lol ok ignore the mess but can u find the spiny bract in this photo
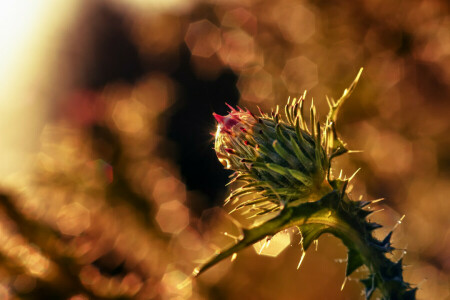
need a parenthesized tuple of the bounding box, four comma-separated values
(213, 85, 345, 215)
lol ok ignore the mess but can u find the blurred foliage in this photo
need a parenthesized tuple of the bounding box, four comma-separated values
(0, 0, 449, 299)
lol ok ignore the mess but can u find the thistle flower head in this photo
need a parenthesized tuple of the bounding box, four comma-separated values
(213, 96, 335, 213)
(213, 69, 365, 215)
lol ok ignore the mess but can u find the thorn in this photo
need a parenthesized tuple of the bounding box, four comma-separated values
(360, 198, 385, 207)
(231, 253, 237, 262)
(326, 95, 333, 109)
(209, 243, 222, 253)
(222, 232, 239, 241)
(341, 277, 348, 291)
(248, 110, 258, 121)
(224, 148, 236, 154)
(348, 168, 361, 182)
(192, 267, 200, 277)
(213, 112, 225, 124)
(371, 208, 385, 215)
(347, 150, 364, 153)
(416, 278, 427, 289)
(228, 206, 238, 214)
(259, 238, 269, 254)
(225, 102, 237, 112)
(355, 67, 363, 84)
(222, 231, 239, 241)
(366, 222, 383, 231)
(257, 106, 265, 116)
(382, 231, 393, 246)
(371, 198, 385, 204)
(392, 215, 405, 232)
(225, 178, 237, 187)
(245, 213, 259, 219)
(340, 180, 348, 199)
(275, 113, 280, 123)
(177, 277, 192, 290)
(297, 251, 306, 269)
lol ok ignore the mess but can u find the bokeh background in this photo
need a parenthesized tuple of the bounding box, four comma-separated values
(0, 0, 449, 299)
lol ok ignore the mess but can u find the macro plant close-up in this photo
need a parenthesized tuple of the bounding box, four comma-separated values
(0, 0, 449, 299)
(195, 70, 416, 299)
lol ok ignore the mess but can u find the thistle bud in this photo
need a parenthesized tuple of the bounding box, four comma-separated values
(213, 100, 329, 210)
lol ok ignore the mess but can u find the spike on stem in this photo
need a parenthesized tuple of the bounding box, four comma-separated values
(297, 251, 306, 269)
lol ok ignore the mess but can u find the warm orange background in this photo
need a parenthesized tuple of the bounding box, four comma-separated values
(0, 0, 448, 299)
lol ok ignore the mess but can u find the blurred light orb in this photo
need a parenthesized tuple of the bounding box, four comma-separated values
(218, 29, 255, 70)
(177, 227, 202, 251)
(134, 74, 174, 114)
(13, 274, 36, 294)
(161, 268, 192, 298)
(112, 100, 145, 133)
(121, 272, 143, 296)
(253, 230, 291, 257)
(237, 68, 273, 103)
(367, 131, 413, 175)
(23, 248, 50, 277)
(221, 7, 257, 35)
(185, 20, 222, 58)
(152, 176, 186, 204)
(79, 265, 101, 287)
(56, 202, 91, 236)
(132, 15, 181, 56)
(155, 200, 189, 234)
(281, 56, 318, 93)
(277, 4, 315, 44)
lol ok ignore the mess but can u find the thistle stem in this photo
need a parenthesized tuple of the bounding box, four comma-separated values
(194, 191, 415, 300)
(193, 207, 294, 277)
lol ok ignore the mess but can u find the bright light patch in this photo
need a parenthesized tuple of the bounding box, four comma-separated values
(253, 230, 291, 257)
(0, 0, 81, 179)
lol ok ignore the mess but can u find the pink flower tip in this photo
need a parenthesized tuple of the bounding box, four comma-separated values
(213, 112, 240, 131)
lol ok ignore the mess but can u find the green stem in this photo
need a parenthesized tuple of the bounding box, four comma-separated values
(193, 208, 294, 276)
(194, 191, 415, 300)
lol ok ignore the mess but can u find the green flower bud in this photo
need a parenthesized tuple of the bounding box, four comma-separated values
(213, 99, 329, 211)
